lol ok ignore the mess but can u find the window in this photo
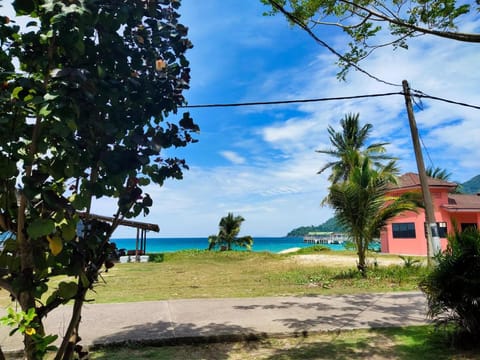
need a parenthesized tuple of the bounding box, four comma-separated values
(424, 222, 448, 238)
(437, 222, 448, 238)
(392, 223, 416, 238)
(461, 223, 478, 232)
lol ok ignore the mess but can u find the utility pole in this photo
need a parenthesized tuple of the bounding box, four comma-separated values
(402, 80, 440, 263)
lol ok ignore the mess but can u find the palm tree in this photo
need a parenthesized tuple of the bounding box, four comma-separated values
(327, 156, 419, 276)
(426, 166, 452, 181)
(317, 113, 393, 184)
(208, 213, 253, 251)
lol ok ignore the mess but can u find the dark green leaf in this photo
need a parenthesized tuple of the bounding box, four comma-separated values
(27, 219, 55, 239)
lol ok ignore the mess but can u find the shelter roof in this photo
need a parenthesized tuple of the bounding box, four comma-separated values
(79, 213, 159, 232)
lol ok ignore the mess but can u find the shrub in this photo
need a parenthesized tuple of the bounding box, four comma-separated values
(399, 255, 421, 268)
(419, 227, 480, 347)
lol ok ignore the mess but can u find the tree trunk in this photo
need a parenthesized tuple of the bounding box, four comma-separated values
(55, 286, 87, 360)
(356, 237, 367, 277)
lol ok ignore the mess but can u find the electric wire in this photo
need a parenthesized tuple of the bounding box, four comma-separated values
(181, 92, 403, 108)
(419, 133, 435, 169)
(182, 92, 480, 111)
(413, 92, 480, 110)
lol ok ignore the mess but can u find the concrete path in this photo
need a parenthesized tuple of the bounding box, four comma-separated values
(1, 291, 428, 355)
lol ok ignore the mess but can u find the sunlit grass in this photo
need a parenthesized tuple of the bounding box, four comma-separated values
(0, 250, 428, 306)
(89, 250, 426, 303)
(90, 325, 480, 359)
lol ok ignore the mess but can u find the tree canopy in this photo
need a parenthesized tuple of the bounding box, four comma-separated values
(0, 0, 198, 358)
(328, 156, 418, 275)
(208, 213, 254, 251)
(320, 114, 418, 275)
(317, 113, 392, 184)
(261, 0, 480, 79)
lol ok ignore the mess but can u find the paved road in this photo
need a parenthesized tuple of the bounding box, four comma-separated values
(1, 291, 428, 355)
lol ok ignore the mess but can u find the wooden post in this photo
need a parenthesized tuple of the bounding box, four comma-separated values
(402, 80, 440, 262)
(142, 229, 146, 254)
(135, 227, 140, 262)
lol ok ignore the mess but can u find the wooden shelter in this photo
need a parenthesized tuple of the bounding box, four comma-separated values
(79, 213, 159, 259)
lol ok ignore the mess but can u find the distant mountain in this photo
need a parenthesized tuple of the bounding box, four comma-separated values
(460, 175, 480, 194)
(287, 217, 345, 237)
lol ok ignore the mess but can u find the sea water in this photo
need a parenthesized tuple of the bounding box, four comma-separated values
(111, 236, 348, 254)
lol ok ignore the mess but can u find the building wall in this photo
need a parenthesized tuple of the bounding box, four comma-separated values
(381, 188, 451, 255)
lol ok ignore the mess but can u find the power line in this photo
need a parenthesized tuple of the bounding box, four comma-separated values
(182, 92, 403, 108)
(182, 91, 480, 111)
(413, 92, 480, 110)
(419, 133, 435, 169)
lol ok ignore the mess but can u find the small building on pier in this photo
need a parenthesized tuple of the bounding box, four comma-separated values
(303, 232, 348, 245)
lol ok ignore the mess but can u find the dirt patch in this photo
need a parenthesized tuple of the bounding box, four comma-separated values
(289, 254, 410, 267)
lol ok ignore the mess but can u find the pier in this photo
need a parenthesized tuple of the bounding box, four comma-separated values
(303, 232, 348, 245)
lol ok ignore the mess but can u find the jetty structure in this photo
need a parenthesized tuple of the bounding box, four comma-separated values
(303, 231, 348, 245)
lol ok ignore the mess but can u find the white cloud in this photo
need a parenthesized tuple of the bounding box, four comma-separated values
(220, 151, 246, 165)
(94, 3, 480, 238)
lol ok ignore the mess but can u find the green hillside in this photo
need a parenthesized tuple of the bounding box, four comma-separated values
(287, 217, 345, 237)
(461, 175, 480, 194)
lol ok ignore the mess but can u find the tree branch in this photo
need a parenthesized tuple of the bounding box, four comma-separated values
(339, 0, 480, 42)
(311, 13, 372, 30)
(267, 0, 401, 86)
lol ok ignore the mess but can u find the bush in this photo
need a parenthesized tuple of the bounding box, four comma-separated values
(419, 227, 480, 347)
(293, 245, 332, 254)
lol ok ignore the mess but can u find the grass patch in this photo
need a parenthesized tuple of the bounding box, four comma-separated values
(90, 325, 480, 359)
(89, 251, 424, 303)
(0, 250, 428, 306)
(289, 245, 333, 254)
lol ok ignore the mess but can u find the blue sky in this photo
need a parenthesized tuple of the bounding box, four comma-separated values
(103, 0, 480, 238)
(4, 1, 480, 238)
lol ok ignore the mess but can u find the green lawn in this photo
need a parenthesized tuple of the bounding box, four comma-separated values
(87, 250, 427, 303)
(90, 325, 479, 359)
(2, 250, 477, 359)
(0, 250, 427, 306)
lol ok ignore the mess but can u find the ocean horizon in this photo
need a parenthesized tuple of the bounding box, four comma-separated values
(111, 236, 348, 253)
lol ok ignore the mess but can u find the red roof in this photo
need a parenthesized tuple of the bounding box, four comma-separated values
(389, 172, 458, 190)
(443, 194, 480, 211)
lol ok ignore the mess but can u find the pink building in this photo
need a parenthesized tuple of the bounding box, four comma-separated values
(380, 173, 480, 255)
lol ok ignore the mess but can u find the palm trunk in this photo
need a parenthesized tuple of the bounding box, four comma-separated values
(356, 237, 367, 277)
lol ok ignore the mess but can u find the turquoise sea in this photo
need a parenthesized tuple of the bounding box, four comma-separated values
(111, 236, 348, 254)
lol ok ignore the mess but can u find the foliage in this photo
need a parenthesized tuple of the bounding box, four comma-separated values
(0, 0, 198, 358)
(317, 113, 392, 184)
(319, 114, 418, 276)
(426, 167, 452, 181)
(208, 213, 254, 251)
(399, 255, 422, 268)
(261, 0, 478, 79)
(289, 244, 332, 254)
(419, 226, 480, 347)
(0, 307, 58, 359)
(287, 216, 345, 236)
(328, 157, 419, 276)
